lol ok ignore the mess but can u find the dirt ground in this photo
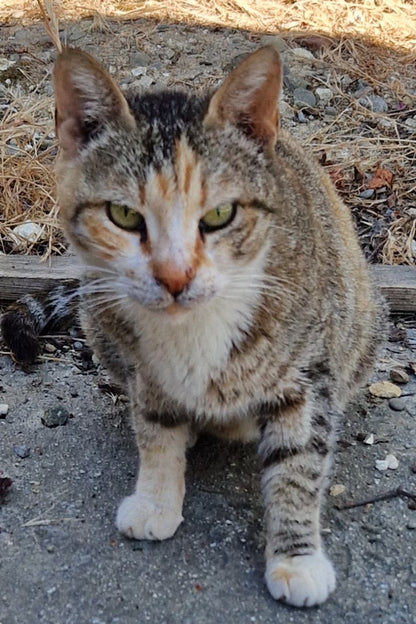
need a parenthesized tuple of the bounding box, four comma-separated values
(1, 11, 416, 624)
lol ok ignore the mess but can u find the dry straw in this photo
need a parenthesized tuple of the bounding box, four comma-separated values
(0, 0, 415, 262)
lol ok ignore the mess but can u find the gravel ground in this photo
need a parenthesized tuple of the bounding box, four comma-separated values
(0, 321, 415, 624)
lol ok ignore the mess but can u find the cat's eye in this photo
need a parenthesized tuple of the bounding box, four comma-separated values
(107, 202, 146, 232)
(199, 203, 237, 232)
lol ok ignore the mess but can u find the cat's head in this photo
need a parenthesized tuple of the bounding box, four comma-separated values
(53, 46, 283, 318)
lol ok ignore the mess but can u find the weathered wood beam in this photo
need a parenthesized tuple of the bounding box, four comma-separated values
(0, 255, 415, 312)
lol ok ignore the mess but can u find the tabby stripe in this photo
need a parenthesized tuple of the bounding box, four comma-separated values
(261, 445, 302, 468)
(273, 542, 314, 556)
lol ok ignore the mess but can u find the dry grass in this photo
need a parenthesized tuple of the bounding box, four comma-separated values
(0, 0, 415, 262)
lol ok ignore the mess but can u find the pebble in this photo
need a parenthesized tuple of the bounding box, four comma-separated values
(130, 51, 151, 67)
(14, 445, 30, 459)
(293, 87, 317, 109)
(363, 433, 374, 445)
(368, 381, 401, 398)
(386, 454, 399, 470)
(389, 367, 409, 384)
(41, 407, 70, 428)
(73, 341, 84, 351)
(404, 117, 416, 130)
(44, 343, 57, 354)
(359, 94, 388, 113)
(291, 47, 315, 61)
(260, 35, 289, 53)
(388, 397, 406, 412)
(315, 87, 333, 105)
(10, 222, 44, 249)
(407, 519, 416, 530)
(0, 403, 9, 418)
(375, 459, 389, 472)
(359, 189, 375, 199)
(329, 484, 345, 497)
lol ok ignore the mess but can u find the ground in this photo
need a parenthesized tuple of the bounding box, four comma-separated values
(1, 7, 416, 624)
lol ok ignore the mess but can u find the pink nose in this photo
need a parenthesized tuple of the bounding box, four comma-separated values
(153, 262, 195, 297)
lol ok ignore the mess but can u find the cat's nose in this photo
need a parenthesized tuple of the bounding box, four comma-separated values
(153, 262, 195, 298)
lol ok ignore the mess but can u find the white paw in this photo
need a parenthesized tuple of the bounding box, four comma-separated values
(116, 493, 183, 541)
(265, 548, 336, 607)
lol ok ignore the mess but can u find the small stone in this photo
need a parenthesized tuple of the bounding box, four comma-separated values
(260, 35, 289, 53)
(73, 341, 84, 351)
(389, 397, 406, 412)
(359, 189, 375, 199)
(9, 222, 45, 249)
(363, 433, 374, 445)
(131, 66, 147, 77)
(329, 484, 345, 497)
(386, 454, 399, 470)
(291, 47, 315, 60)
(389, 367, 409, 384)
(130, 51, 151, 67)
(324, 106, 337, 117)
(0, 404, 9, 418)
(41, 407, 70, 428)
(375, 459, 389, 472)
(315, 87, 333, 105)
(404, 117, 416, 130)
(406, 518, 416, 530)
(359, 94, 388, 113)
(368, 381, 401, 398)
(293, 87, 317, 109)
(0, 58, 16, 71)
(44, 343, 57, 354)
(14, 445, 30, 459)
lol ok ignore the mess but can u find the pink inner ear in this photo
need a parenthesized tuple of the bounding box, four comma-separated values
(205, 46, 282, 149)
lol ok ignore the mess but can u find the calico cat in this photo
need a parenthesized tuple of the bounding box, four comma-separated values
(2, 46, 383, 607)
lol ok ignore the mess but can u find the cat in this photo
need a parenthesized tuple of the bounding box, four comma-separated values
(1, 45, 384, 607)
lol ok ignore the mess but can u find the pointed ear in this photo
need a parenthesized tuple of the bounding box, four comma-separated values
(53, 47, 136, 159)
(204, 46, 282, 150)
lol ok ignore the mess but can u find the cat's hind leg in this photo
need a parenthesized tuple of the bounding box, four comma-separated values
(258, 396, 336, 607)
(116, 422, 189, 541)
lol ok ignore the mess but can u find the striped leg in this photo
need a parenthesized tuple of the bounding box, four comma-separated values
(258, 397, 336, 607)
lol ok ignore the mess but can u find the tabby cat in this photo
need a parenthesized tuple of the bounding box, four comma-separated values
(2, 46, 383, 607)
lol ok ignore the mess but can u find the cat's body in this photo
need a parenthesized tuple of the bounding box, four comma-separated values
(2, 46, 383, 607)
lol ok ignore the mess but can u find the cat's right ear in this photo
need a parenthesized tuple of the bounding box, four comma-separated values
(204, 46, 282, 150)
(53, 48, 136, 160)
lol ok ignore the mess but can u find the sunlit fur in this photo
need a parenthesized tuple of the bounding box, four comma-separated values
(52, 46, 384, 607)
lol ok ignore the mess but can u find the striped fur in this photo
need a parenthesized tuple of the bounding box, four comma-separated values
(2, 46, 384, 607)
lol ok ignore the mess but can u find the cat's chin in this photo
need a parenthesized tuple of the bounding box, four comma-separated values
(160, 302, 193, 318)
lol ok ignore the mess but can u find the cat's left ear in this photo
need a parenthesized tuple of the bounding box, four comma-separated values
(204, 46, 282, 150)
(53, 47, 136, 159)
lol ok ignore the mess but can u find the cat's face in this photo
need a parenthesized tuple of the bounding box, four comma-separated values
(53, 47, 282, 318)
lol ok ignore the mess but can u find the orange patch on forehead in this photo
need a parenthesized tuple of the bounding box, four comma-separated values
(156, 171, 171, 199)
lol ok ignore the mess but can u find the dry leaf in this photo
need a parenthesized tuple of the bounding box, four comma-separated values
(367, 167, 394, 190)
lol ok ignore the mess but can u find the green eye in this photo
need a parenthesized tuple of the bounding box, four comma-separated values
(200, 203, 236, 232)
(107, 203, 145, 231)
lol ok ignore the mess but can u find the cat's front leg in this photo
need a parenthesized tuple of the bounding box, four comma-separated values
(259, 397, 336, 607)
(116, 422, 189, 541)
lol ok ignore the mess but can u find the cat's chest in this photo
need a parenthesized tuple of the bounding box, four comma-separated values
(136, 301, 253, 411)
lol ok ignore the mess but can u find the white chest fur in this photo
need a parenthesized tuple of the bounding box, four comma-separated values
(136, 295, 256, 411)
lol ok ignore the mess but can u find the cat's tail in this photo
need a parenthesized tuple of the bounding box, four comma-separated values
(1, 281, 79, 364)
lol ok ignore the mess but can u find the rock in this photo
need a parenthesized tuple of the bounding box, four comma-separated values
(44, 343, 57, 354)
(389, 367, 409, 384)
(293, 87, 316, 109)
(130, 75, 154, 89)
(375, 459, 389, 472)
(363, 433, 374, 445)
(386, 454, 399, 470)
(9, 222, 44, 249)
(0, 404, 9, 418)
(359, 189, 375, 199)
(324, 106, 337, 117)
(359, 95, 388, 113)
(407, 519, 416, 530)
(41, 407, 70, 428)
(260, 35, 289, 53)
(291, 47, 315, 61)
(368, 381, 401, 398)
(14, 445, 30, 459)
(329, 484, 345, 497)
(130, 51, 151, 67)
(389, 398, 406, 412)
(315, 87, 333, 105)
(404, 116, 416, 130)
(0, 58, 16, 71)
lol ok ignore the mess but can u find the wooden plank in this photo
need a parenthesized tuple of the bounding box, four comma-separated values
(371, 264, 416, 313)
(0, 255, 416, 311)
(0, 255, 81, 303)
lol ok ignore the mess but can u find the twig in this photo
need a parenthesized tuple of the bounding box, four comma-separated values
(335, 487, 416, 510)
